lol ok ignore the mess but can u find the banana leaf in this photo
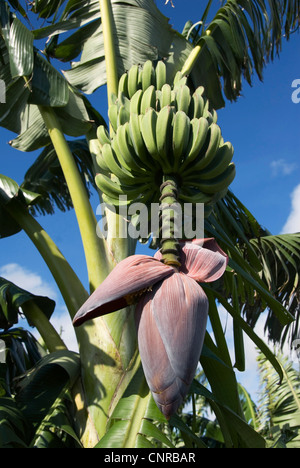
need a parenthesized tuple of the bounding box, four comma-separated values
(0, 276, 55, 330)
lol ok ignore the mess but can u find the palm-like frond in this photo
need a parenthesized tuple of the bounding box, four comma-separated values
(250, 234, 300, 345)
(182, 0, 300, 108)
(207, 192, 300, 348)
(257, 351, 300, 448)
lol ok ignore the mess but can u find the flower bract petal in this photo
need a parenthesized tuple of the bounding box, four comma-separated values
(73, 255, 174, 326)
(154, 238, 228, 282)
(135, 272, 208, 419)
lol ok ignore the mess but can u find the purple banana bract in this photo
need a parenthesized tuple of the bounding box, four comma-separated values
(73, 238, 228, 419)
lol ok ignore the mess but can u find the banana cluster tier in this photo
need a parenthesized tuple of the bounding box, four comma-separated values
(95, 60, 236, 211)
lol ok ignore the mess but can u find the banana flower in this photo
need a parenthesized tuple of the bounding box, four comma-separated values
(73, 239, 228, 418)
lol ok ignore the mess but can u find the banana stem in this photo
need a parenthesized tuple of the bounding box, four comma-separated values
(39, 106, 110, 292)
(98, 0, 132, 261)
(99, 0, 119, 109)
(4, 199, 88, 318)
(22, 300, 67, 353)
(159, 176, 181, 268)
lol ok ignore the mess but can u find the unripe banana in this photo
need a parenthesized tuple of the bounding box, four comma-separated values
(142, 60, 155, 91)
(100, 143, 136, 185)
(97, 125, 111, 147)
(198, 142, 234, 180)
(95, 173, 152, 201)
(179, 117, 209, 172)
(115, 122, 148, 174)
(156, 106, 174, 173)
(173, 71, 188, 88)
(117, 105, 130, 127)
(140, 108, 158, 159)
(184, 162, 236, 194)
(172, 110, 191, 171)
(182, 123, 222, 175)
(127, 64, 140, 98)
(155, 60, 167, 91)
(140, 85, 156, 114)
(118, 72, 129, 99)
(130, 89, 143, 115)
(108, 103, 118, 133)
(178, 189, 213, 204)
(129, 113, 156, 170)
(175, 84, 191, 114)
(160, 83, 173, 108)
(190, 89, 205, 119)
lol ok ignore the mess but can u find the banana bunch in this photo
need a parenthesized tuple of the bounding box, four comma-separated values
(95, 60, 235, 209)
(108, 60, 217, 132)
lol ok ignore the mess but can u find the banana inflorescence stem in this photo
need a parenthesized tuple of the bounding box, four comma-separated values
(159, 176, 181, 268)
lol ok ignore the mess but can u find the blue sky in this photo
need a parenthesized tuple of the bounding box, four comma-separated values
(1, 1, 300, 400)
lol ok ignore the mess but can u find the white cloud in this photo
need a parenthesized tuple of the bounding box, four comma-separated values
(0, 263, 78, 352)
(281, 184, 300, 233)
(270, 159, 297, 177)
(0, 263, 58, 300)
(46, 307, 79, 352)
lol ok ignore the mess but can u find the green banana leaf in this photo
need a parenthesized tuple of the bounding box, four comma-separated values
(250, 234, 300, 345)
(0, 276, 55, 330)
(0, 343, 81, 448)
(0, 173, 41, 238)
(257, 351, 300, 448)
(30, 0, 300, 108)
(0, 7, 99, 150)
(95, 365, 207, 448)
(190, 379, 265, 448)
(205, 192, 297, 347)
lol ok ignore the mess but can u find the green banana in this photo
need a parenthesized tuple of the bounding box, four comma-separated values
(184, 162, 236, 194)
(140, 108, 158, 159)
(172, 110, 191, 171)
(198, 142, 234, 179)
(97, 125, 111, 147)
(175, 84, 191, 114)
(118, 72, 129, 98)
(182, 122, 222, 175)
(99, 143, 139, 185)
(190, 89, 205, 119)
(155, 106, 174, 173)
(95, 173, 152, 201)
(102, 187, 155, 209)
(95, 151, 110, 175)
(117, 104, 130, 127)
(173, 71, 188, 88)
(179, 117, 209, 172)
(127, 64, 140, 99)
(140, 85, 156, 114)
(142, 60, 155, 92)
(178, 188, 214, 204)
(115, 122, 148, 174)
(160, 83, 173, 108)
(130, 89, 143, 115)
(155, 60, 167, 91)
(108, 103, 118, 133)
(128, 113, 156, 170)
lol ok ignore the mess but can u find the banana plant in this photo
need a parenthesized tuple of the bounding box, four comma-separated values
(0, 0, 300, 448)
